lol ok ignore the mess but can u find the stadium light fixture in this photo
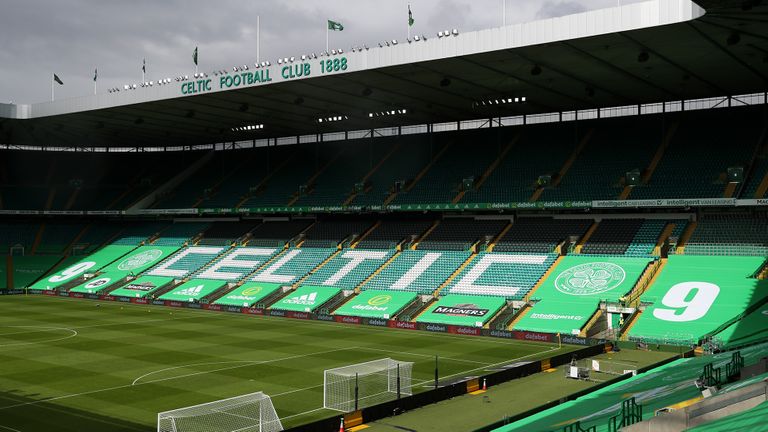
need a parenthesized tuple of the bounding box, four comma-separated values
(277, 59, 283, 65)
(392, 40, 397, 45)
(414, 35, 420, 41)
(378, 42, 383, 48)
(452, 29, 459, 36)
(437, 31, 443, 38)
(444, 29, 450, 36)
(331, 49, 337, 55)
(301, 54, 307, 60)
(421, 34, 427, 41)
(364, 45, 369, 50)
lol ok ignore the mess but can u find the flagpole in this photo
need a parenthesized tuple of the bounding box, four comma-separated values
(326, 23, 329, 53)
(257, 15, 260, 63)
(407, 4, 411, 39)
(51, 73, 54, 101)
(502, 0, 506, 26)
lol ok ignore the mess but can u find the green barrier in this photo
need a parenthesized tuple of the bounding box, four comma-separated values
(28, 245, 135, 290)
(516, 301, 599, 335)
(270, 285, 341, 312)
(494, 342, 768, 432)
(10, 256, 62, 289)
(416, 294, 506, 326)
(333, 290, 417, 319)
(630, 256, 768, 344)
(69, 271, 128, 294)
(108, 275, 175, 298)
(711, 304, 768, 349)
(158, 279, 226, 302)
(98, 246, 179, 275)
(213, 282, 282, 307)
(515, 256, 652, 334)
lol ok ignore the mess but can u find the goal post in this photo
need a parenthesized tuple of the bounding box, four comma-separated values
(157, 391, 283, 432)
(323, 358, 413, 412)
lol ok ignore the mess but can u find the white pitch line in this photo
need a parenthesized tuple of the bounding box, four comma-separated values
(0, 346, 358, 411)
(30, 295, 557, 350)
(358, 346, 493, 366)
(0, 425, 21, 432)
(278, 407, 327, 422)
(411, 345, 561, 386)
(0, 326, 78, 348)
(132, 346, 360, 386)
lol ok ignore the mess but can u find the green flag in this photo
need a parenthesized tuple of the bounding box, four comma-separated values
(327, 20, 344, 31)
(408, 5, 415, 26)
(53, 74, 63, 85)
(193, 46, 198, 65)
(93, 68, 97, 82)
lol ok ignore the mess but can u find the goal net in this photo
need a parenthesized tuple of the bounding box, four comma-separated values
(157, 391, 283, 432)
(324, 358, 413, 412)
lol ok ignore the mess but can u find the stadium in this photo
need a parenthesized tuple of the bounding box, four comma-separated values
(1, 0, 768, 430)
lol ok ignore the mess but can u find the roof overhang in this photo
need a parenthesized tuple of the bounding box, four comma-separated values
(0, 0, 765, 149)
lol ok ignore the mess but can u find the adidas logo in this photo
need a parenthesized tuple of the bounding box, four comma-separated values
(176, 285, 204, 297)
(283, 292, 317, 305)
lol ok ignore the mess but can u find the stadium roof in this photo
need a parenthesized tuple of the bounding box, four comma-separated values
(0, 0, 765, 149)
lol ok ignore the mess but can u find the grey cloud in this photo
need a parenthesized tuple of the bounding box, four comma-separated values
(0, 0, 642, 104)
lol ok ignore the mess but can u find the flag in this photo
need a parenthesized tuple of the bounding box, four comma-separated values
(142, 58, 146, 73)
(408, 5, 415, 26)
(193, 47, 198, 65)
(93, 68, 97, 82)
(53, 74, 64, 85)
(327, 20, 344, 31)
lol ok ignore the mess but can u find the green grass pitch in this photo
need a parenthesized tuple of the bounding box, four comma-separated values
(0, 296, 575, 431)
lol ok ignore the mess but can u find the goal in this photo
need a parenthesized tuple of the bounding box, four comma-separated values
(157, 391, 283, 432)
(324, 358, 413, 412)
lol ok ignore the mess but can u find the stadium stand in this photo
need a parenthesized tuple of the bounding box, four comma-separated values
(496, 342, 768, 432)
(393, 129, 500, 205)
(299, 219, 373, 248)
(302, 249, 395, 289)
(444, 252, 558, 299)
(516, 255, 654, 335)
(462, 124, 576, 203)
(197, 221, 260, 246)
(245, 219, 312, 247)
(539, 116, 661, 201)
(361, 249, 471, 294)
(493, 217, 592, 253)
(250, 247, 337, 285)
(354, 219, 433, 250)
(629, 108, 762, 199)
(683, 213, 768, 256)
(580, 219, 646, 255)
(628, 255, 768, 344)
(417, 218, 507, 251)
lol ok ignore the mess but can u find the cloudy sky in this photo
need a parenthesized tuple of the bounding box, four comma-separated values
(0, 0, 644, 104)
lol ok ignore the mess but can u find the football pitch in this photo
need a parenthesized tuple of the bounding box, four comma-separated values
(0, 296, 575, 432)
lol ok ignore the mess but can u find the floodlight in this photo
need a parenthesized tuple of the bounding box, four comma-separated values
(452, 29, 459, 35)
(438, 31, 443, 37)
(414, 35, 420, 41)
(392, 40, 397, 45)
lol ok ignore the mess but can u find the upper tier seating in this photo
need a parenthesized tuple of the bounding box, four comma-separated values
(198, 221, 260, 246)
(246, 220, 313, 247)
(300, 220, 373, 248)
(631, 108, 762, 199)
(540, 116, 660, 201)
(418, 218, 507, 251)
(684, 213, 768, 256)
(355, 219, 433, 250)
(494, 218, 592, 253)
(581, 219, 645, 255)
